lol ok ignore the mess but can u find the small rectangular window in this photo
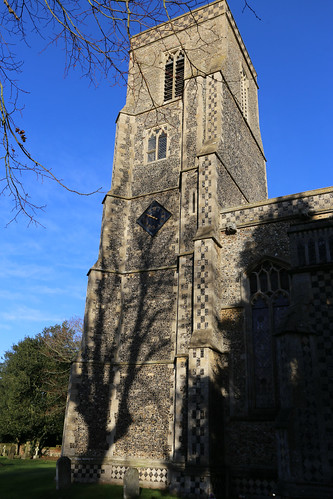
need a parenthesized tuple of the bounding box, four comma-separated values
(240, 67, 249, 120)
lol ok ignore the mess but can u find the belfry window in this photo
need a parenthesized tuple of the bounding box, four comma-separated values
(164, 52, 184, 101)
(147, 128, 167, 162)
(248, 260, 290, 410)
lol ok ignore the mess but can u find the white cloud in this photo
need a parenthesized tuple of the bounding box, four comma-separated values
(29, 284, 86, 299)
(1, 262, 55, 280)
(0, 290, 25, 300)
(1, 306, 63, 323)
(1, 239, 43, 256)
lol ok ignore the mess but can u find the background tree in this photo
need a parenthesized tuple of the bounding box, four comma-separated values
(37, 318, 83, 422)
(0, 336, 46, 446)
(0, 318, 82, 453)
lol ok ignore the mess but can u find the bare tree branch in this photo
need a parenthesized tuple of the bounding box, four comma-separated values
(0, 1, 259, 224)
(242, 0, 261, 21)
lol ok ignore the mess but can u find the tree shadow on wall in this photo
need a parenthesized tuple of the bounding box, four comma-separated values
(65, 194, 320, 498)
(68, 203, 177, 477)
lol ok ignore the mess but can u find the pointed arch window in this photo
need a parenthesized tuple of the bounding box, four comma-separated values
(164, 51, 184, 101)
(248, 259, 290, 411)
(147, 127, 167, 163)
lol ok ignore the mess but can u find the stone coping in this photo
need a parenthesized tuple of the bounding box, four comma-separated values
(221, 186, 333, 229)
(130, 1, 257, 81)
(221, 185, 333, 215)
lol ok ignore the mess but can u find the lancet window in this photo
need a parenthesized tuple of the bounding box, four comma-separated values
(248, 259, 290, 411)
(164, 51, 185, 101)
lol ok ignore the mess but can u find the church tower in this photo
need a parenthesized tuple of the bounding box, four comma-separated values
(62, 1, 268, 496)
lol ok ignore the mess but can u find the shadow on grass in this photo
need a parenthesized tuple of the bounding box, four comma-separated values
(0, 458, 177, 499)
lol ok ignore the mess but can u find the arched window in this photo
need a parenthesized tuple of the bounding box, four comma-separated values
(164, 51, 184, 101)
(248, 259, 290, 411)
(147, 128, 167, 163)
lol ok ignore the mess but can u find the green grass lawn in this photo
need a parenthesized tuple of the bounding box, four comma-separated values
(0, 457, 177, 499)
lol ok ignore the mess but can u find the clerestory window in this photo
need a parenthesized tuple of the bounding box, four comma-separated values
(248, 259, 290, 411)
(164, 51, 184, 101)
(147, 128, 167, 163)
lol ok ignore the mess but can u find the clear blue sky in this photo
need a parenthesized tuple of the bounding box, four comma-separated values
(1, 0, 332, 359)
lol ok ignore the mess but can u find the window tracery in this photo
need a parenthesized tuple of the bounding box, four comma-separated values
(248, 259, 290, 410)
(147, 127, 167, 163)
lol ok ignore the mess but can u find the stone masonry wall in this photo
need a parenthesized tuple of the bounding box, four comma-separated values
(218, 79, 267, 204)
(118, 269, 178, 362)
(61, 3, 290, 497)
(112, 363, 174, 461)
(124, 192, 179, 271)
(217, 187, 333, 490)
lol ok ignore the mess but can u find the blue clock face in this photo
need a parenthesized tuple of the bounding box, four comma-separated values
(137, 200, 171, 236)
